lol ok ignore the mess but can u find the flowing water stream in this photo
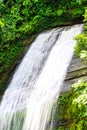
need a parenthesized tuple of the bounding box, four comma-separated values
(0, 24, 83, 130)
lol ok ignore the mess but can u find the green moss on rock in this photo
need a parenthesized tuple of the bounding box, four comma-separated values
(53, 79, 87, 130)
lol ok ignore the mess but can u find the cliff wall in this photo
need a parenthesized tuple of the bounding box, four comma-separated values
(62, 55, 87, 92)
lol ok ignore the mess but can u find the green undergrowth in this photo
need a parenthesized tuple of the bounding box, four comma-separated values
(0, 0, 87, 85)
(54, 79, 87, 130)
(0, 41, 23, 75)
(74, 7, 87, 60)
(0, 34, 37, 95)
(0, 33, 37, 80)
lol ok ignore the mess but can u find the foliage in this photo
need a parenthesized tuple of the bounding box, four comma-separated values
(74, 34, 87, 58)
(55, 7, 87, 128)
(0, 0, 87, 80)
(74, 7, 87, 60)
(54, 79, 87, 130)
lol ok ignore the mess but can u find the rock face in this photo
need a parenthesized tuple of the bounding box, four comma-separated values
(62, 55, 87, 92)
(0, 55, 87, 95)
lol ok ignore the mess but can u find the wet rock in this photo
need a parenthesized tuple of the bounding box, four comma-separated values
(62, 55, 87, 92)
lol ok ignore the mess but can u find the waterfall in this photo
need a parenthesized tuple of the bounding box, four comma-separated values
(0, 24, 83, 130)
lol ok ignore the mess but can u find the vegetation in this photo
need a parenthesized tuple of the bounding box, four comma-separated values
(54, 7, 87, 129)
(74, 7, 87, 60)
(0, 0, 87, 82)
(54, 79, 87, 130)
(1, 0, 87, 128)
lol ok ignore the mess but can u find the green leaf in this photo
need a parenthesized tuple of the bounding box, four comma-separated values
(57, 9, 63, 16)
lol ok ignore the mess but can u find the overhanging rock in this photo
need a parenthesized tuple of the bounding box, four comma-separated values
(62, 55, 87, 92)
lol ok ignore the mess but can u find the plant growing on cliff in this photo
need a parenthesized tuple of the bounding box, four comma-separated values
(0, 0, 87, 84)
(74, 8, 87, 60)
(55, 79, 87, 130)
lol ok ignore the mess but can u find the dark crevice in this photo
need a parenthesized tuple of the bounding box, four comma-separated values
(65, 67, 87, 81)
(65, 74, 87, 81)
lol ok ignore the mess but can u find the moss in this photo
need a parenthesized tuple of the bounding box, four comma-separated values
(53, 80, 87, 130)
(0, 34, 37, 96)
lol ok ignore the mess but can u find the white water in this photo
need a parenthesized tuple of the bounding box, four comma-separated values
(0, 24, 83, 130)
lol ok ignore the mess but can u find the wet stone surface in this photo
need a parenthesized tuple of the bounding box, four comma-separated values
(62, 55, 87, 93)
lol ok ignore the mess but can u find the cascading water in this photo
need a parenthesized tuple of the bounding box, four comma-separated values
(0, 24, 83, 130)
